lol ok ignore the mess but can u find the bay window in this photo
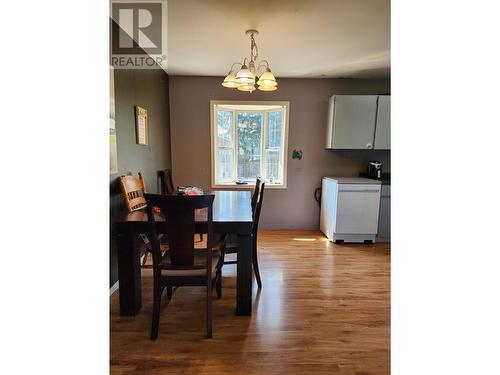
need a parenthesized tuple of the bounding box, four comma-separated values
(211, 101, 289, 188)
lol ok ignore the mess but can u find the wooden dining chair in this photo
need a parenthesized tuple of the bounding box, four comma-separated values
(144, 193, 226, 340)
(157, 168, 205, 243)
(222, 179, 265, 288)
(118, 172, 160, 266)
(118, 173, 147, 212)
(250, 178, 261, 213)
(157, 169, 175, 195)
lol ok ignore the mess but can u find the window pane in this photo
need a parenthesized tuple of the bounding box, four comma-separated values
(237, 112, 262, 180)
(267, 111, 282, 149)
(266, 149, 280, 183)
(217, 149, 233, 181)
(217, 110, 233, 148)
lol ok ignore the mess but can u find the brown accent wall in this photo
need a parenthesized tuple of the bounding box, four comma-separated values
(109, 69, 171, 287)
(169, 76, 390, 230)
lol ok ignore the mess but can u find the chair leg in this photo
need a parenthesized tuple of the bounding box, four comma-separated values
(199, 233, 203, 242)
(206, 284, 212, 338)
(167, 286, 173, 300)
(150, 285, 162, 340)
(252, 243, 262, 289)
(216, 269, 222, 299)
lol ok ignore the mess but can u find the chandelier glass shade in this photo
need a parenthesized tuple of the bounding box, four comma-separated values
(221, 30, 278, 92)
(221, 71, 238, 88)
(235, 65, 254, 85)
(237, 84, 256, 92)
(256, 69, 277, 87)
(256, 84, 277, 91)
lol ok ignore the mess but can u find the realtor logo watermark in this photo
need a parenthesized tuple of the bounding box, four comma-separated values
(110, 0, 167, 69)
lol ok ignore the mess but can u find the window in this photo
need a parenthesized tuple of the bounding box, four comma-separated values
(211, 101, 289, 188)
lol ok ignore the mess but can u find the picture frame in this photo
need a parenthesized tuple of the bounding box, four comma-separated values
(135, 106, 148, 145)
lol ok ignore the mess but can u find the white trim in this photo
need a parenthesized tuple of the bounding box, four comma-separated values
(210, 100, 290, 189)
(216, 104, 283, 110)
(210, 102, 215, 187)
(109, 281, 119, 296)
(212, 100, 289, 107)
(282, 103, 290, 189)
(211, 183, 287, 189)
(231, 110, 237, 181)
(261, 110, 267, 180)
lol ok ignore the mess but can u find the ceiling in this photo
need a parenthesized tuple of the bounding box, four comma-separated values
(167, 0, 390, 78)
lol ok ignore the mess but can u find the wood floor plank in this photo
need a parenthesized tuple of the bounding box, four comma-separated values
(110, 230, 390, 374)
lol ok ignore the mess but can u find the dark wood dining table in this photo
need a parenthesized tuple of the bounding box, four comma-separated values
(115, 190, 254, 316)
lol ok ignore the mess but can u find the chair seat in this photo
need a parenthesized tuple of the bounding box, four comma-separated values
(159, 249, 221, 277)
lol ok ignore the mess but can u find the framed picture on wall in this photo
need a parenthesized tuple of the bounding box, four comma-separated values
(135, 106, 148, 145)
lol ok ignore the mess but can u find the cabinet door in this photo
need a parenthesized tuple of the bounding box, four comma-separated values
(374, 95, 390, 150)
(377, 195, 391, 239)
(336, 184, 381, 234)
(330, 95, 378, 149)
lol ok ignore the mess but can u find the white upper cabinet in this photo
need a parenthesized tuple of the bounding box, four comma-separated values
(326, 95, 378, 149)
(374, 95, 390, 150)
(326, 95, 391, 150)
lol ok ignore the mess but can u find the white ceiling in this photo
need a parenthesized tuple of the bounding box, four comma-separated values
(167, 0, 390, 78)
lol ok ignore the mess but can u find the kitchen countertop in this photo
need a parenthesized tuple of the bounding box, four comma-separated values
(323, 177, 382, 184)
(358, 172, 391, 185)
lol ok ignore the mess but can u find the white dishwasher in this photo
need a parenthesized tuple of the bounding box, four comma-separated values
(320, 177, 382, 243)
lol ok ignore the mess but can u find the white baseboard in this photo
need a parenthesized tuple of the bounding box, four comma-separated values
(110, 281, 119, 296)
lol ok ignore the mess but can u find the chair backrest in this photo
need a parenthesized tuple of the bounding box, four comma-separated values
(157, 169, 175, 195)
(138, 171, 146, 193)
(118, 173, 147, 212)
(253, 182, 265, 236)
(251, 178, 262, 215)
(144, 193, 215, 272)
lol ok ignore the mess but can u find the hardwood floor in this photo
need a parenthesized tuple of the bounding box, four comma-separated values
(110, 230, 390, 374)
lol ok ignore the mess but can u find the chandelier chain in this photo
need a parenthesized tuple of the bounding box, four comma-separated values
(250, 33, 258, 62)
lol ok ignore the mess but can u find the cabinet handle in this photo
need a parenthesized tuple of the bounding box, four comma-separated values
(366, 143, 373, 149)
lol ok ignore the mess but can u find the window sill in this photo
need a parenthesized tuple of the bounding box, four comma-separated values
(211, 183, 287, 190)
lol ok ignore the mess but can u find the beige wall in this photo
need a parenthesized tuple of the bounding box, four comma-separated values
(169, 76, 390, 229)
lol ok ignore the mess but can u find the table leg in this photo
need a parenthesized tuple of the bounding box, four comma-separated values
(117, 233, 142, 316)
(236, 233, 253, 315)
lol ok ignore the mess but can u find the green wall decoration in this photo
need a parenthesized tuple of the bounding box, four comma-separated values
(292, 149, 303, 160)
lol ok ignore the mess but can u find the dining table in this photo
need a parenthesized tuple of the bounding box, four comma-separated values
(115, 190, 254, 316)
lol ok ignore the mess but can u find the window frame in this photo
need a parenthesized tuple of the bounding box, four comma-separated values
(210, 100, 290, 189)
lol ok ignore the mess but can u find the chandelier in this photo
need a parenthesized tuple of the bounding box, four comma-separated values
(222, 30, 278, 92)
